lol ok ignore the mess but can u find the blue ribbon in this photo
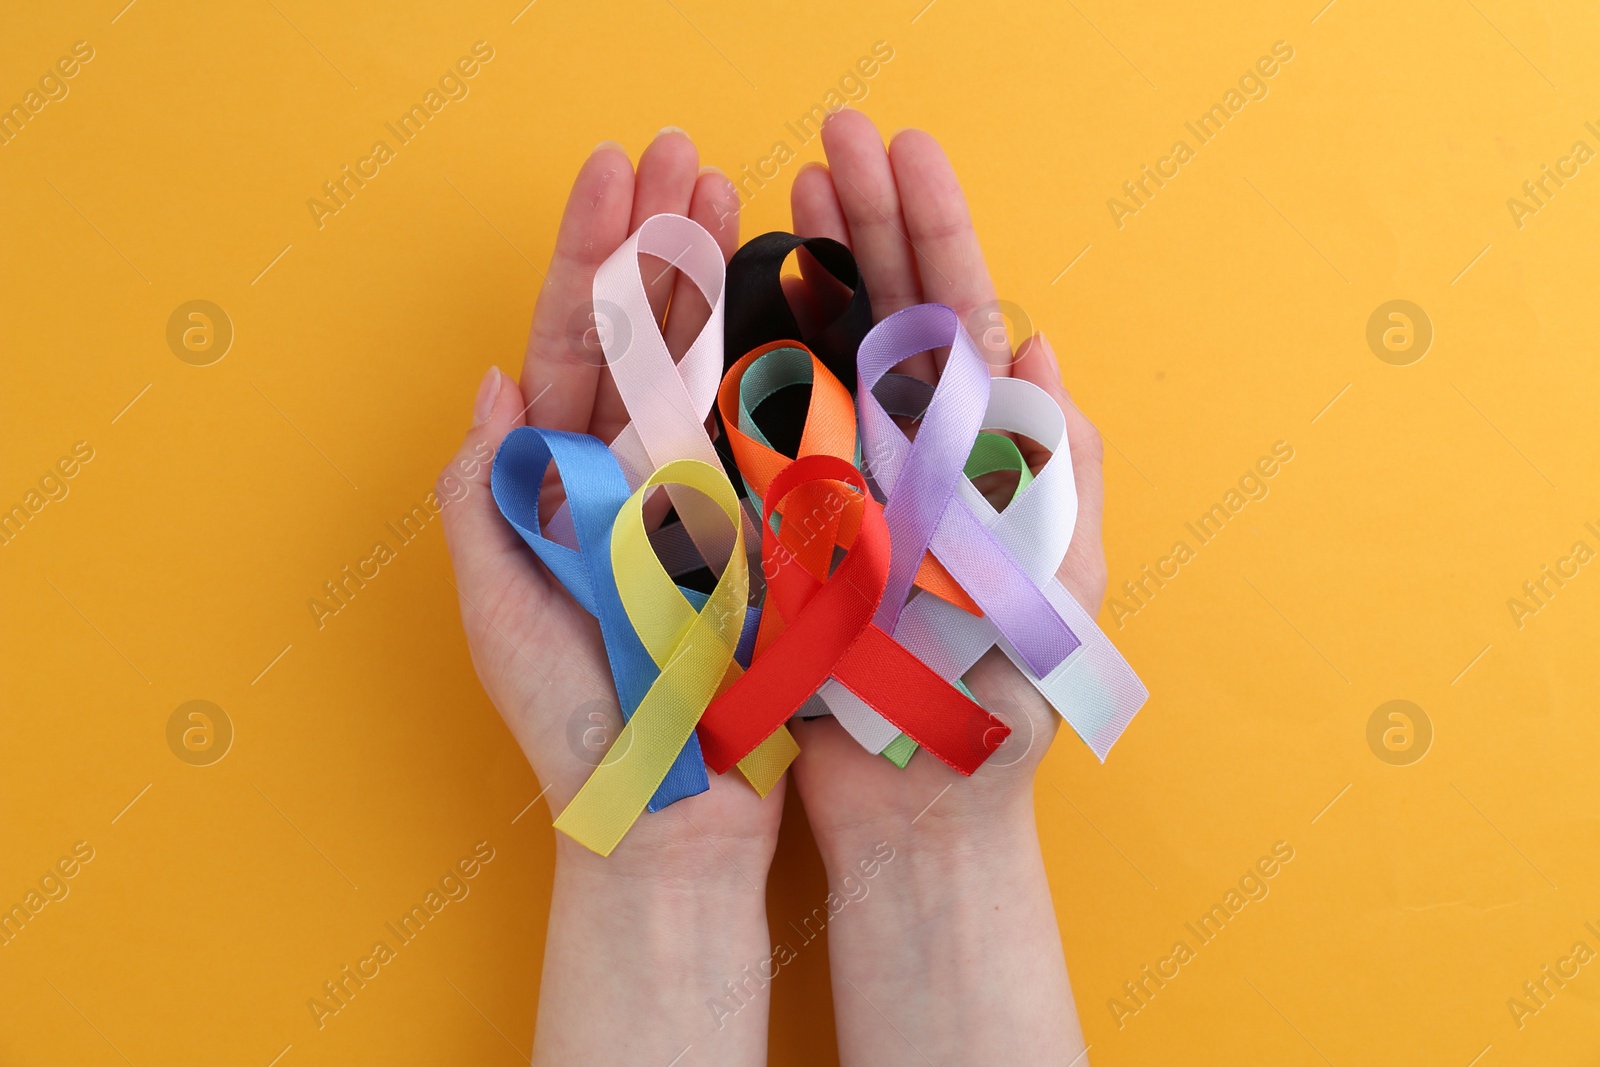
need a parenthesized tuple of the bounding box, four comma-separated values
(491, 427, 758, 811)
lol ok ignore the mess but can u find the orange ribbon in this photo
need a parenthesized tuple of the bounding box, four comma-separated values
(718, 341, 980, 658)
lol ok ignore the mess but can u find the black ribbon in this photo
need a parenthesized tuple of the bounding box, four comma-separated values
(724, 232, 871, 393)
(720, 231, 871, 471)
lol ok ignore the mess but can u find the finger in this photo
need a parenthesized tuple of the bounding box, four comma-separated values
(790, 162, 853, 331)
(694, 166, 742, 259)
(1014, 333, 1107, 612)
(589, 129, 701, 443)
(520, 143, 635, 433)
(887, 128, 1004, 375)
(440, 366, 540, 603)
(791, 161, 849, 244)
(664, 165, 739, 364)
(629, 128, 701, 326)
(819, 110, 919, 315)
(820, 111, 933, 381)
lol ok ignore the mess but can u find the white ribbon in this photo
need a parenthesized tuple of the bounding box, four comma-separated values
(829, 376, 1147, 760)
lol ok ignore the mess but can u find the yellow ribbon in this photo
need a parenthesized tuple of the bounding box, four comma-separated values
(553, 458, 798, 856)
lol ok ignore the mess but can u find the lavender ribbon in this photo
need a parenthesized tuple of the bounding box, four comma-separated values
(856, 303, 1079, 676)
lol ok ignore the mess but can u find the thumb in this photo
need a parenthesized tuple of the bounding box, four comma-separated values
(439, 366, 540, 606)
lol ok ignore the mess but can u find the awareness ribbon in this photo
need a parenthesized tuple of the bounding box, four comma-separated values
(713, 231, 870, 521)
(548, 213, 758, 573)
(698, 453, 1010, 776)
(492, 426, 712, 808)
(857, 303, 1080, 676)
(871, 372, 1148, 758)
(717, 341, 977, 759)
(565, 456, 795, 854)
(725, 231, 871, 393)
(492, 429, 797, 840)
(843, 373, 1045, 765)
(713, 233, 866, 508)
(719, 342, 978, 615)
(565, 457, 753, 854)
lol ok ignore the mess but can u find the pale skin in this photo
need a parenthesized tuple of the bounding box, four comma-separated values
(440, 109, 1107, 1066)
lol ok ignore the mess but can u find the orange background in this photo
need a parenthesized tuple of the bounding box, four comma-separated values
(3, 1, 1597, 1064)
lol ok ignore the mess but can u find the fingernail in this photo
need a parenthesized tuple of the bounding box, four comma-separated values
(698, 164, 726, 179)
(656, 125, 689, 139)
(796, 160, 828, 177)
(472, 366, 502, 427)
(889, 127, 912, 140)
(593, 139, 625, 155)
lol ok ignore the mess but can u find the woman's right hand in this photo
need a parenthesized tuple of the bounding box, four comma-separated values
(437, 131, 786, 880)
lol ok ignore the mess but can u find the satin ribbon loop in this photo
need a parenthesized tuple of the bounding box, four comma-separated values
(876, 374, 1150, 759)
(856, 303, 1080, 678)
(596, 214, 728, 486)
(724, 232, 871, 394)
(719, 342, 981, 615)
(717, 342, 986, 761)
(490, 426, 710, 810)
(698, 454, 1009, 776)
(552, 457, 798, 856)
(876, 371, 1036, 503)
(548, 213, 760, 575)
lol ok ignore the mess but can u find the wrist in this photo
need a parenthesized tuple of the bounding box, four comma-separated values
(537, 828, 776, 1065)
(811, 796, 1082, 1065)
(812, 787, 1037, 882)
(551, 842, 771, 977)
(843, 808, 1039, 921)
(554, 832, 771, 899)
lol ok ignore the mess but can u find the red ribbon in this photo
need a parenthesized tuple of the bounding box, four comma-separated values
(697, 454, 1010, 776)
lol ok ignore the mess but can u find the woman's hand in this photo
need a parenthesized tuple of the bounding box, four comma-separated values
(786, 108, 1108, 863)
(784, 109, 1102, 1065)
(440, 130, 785, 879)
(439, 131, 779, 1067)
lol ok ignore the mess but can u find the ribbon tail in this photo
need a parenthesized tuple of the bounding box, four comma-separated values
(553, 705, 686, 857)
(1013, 580, 1149, 761)
(711, 645, 799, 795)
(646, 732, 711, 812)
(833, 627, 1008, 775)
(557, 595, 741, 855)
(736, 729, 799, 796)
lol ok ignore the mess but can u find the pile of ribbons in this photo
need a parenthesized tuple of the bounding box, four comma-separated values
(491, 214, 1148, 856)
